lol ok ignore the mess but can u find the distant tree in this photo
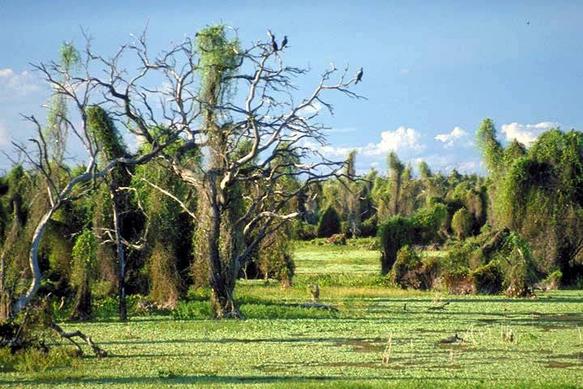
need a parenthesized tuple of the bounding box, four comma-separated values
(418, 161, 432, 180)
(476, 118, 504, 176)
(317, 206, 342, 238)
(451, 207, 473, 239)
(477, 120, 583, 283)
(87, 106, 133, 321)
(388, 152, 405, 215)
(343, 150, 361, 236)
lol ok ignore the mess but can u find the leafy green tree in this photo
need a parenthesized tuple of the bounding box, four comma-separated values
(388, 152, 405, 215)
(317, 206, 342, 238)
(477, 121, 583, 283)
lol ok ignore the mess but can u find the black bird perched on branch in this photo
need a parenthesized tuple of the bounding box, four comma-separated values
(267, 30, 278, 52)
(281, 35, 288, 50)
(355, 67, 363, 84)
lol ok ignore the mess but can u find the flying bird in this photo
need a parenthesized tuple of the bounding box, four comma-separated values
(355, 67, 364, 84)
(281, 35, 288, 49)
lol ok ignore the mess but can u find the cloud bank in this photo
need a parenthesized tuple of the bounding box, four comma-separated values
(434, 126, 467, 147)
(501, 121, 558, 146)
(0, 68, 41, 99)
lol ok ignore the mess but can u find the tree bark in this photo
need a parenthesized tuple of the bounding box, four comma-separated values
(12, 208, 55, 315)
(207, 192, 241, 319)
(111, 196, 127, 321)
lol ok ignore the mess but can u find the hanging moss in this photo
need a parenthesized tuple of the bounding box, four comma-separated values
(69, 229, 97, 321)
(148, 242, 181, 309)
(257, 228, 295, 288)
(451, 207, 473, 239)
(477, 121, 583, 284)
(86, 106, 127, 161)
(132, 158, 188, 306)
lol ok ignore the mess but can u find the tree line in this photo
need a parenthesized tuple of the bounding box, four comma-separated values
(0, 25, 581, 332)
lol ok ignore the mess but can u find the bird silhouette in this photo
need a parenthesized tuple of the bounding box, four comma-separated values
(267, 30, 278, 52)
(355, 67, 364, 84)
(439, 333, 463, 344)
(281, 36, 288, 50)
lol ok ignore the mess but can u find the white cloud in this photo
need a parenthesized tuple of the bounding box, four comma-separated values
(362, 126, 425, 156)
(434, 126, 467, 148)
(0, 68, 41, 98)
(0, 69, 14, 77)
(311, 126, 425, 159)
(310, 126, 425, 158)
(501, 121, 558, 146)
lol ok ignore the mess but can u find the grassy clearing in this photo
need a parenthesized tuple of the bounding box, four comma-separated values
(2, 239, 582, 388)
(293, 238, 380, 275)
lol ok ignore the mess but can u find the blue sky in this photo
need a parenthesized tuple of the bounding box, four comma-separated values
(1, 0, 582, 174)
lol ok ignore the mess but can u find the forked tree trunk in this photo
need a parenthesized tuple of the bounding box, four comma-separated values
(207, 198, 240, 319)
(12, 208, 55, 316)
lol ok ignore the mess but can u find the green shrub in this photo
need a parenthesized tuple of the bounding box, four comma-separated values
(472, 261, 504, 294)
(541, 270, 562, 290)
(359, 216, 378, 237)
(290, 220, 317, 240)
(258, 229, 295, 287)
(172, 300, 212, 320)
(451, 207, 474, 239)
(390, 245, 422, 289)
(317, 206, 341, 238)
(0, 346, 78, 374)
(389, 246, 438, 290)
(499, 233, 538, 296)
(412, 203, 448, 242)
(378, 216, 417, 275)
(441, 241, 474, 294)
(69, 229, 97, 321)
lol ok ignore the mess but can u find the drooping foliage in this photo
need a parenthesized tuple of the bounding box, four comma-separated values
(478, 121, 583, 283)
(317, 206, 342, 238)
(69, 229, 97, 321)
(451, 207, 473, 239)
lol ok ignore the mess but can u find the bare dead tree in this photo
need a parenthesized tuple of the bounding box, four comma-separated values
(58, 26, 363, 318)
(10, 39, 177, 318)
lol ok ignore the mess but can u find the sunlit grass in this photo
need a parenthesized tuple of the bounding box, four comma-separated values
(2, 239, 582, 387)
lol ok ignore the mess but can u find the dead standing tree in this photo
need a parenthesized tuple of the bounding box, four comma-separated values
(70, 26, 363, 318)
(9, 41, 175, 328)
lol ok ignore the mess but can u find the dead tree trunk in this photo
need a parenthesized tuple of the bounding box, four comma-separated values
(207, 179, 240, 319)
(12, 208, 56, 315)
(111, 195, 127, 321)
